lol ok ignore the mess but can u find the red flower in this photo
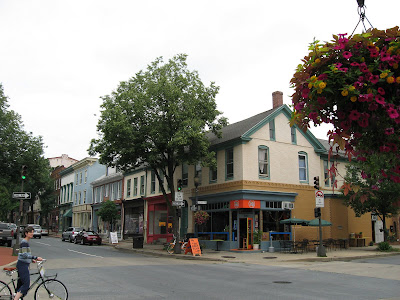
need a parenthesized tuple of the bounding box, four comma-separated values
(370, 75, 379, 84)
(318, 74, 328, 80)
(375, 95, 386, 105)
(385, 127, 394, 135)
(368, 102, 378, 111)
(387, 107, 399, 119)
(380, 145, 391, 152)
(342, 51, 352, 59)
(377, 87, 385, 95)
(349, 110, 361, 121)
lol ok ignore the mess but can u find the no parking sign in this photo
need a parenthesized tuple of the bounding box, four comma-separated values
(315, 190, 324, 207)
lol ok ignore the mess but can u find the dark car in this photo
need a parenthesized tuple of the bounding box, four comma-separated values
(74, 231, 102, 245)
(62, 227, 84, 242)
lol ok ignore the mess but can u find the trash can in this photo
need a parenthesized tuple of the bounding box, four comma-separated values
(132, 235, 144, 248)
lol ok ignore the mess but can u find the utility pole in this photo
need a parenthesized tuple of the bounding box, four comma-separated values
(12, 165, 28, 256)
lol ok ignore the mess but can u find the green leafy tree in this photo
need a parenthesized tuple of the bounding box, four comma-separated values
(89, 54, 226, 252)
(0, 83, 54, 223)
(97, 200, 121, 233)
(343, 154, 400, 241)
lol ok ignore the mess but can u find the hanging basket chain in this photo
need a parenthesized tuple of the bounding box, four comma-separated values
(351, 0, 374, 36)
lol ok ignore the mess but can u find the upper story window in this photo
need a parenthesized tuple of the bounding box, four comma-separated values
(127, 179, 132, 197)
(182, 163, 188, 187)
(159, 169, 164, 192)
(84, 170, 88, 183)
(269, 119, 275, 141)
(298, 152, 308, 182)
(140, 175, 145, 195)
(133, 177, 138, 196)
(258, 146, 269, 179)
(209, 153, 217, 183)
(79, 172, 83, 184)
(226, 147, 234, 180)
(291, 126, 297, 144)
(195, 162, 202, 185)
(324, 160, 335, 186)
(150, 171, 156, 194)
(75, 174, 79, 185)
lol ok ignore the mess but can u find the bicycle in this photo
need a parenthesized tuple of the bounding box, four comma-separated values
(0, 259, 68, 300)
(166, 235, 188, 254)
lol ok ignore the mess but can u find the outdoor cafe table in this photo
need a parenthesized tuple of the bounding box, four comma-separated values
(349, 237, 368, 247)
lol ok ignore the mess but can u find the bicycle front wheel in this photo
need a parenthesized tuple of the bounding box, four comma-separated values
(167, 243, 175, 254)
(0, 280, 12, 300)
(34, 279, 68, 300)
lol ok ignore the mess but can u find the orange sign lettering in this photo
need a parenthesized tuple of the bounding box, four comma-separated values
(188, 238, 202, 256)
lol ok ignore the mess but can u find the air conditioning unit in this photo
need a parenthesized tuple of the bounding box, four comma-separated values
(282, 202, 294, 210)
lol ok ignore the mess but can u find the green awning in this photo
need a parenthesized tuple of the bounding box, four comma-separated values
(63, 208, 72, 218)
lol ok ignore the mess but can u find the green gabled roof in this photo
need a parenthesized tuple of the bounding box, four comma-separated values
(208, 104, 327, 154)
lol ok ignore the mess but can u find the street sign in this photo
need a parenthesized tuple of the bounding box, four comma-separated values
(197, 201, 207, 205)
(172, 201, 185, 207)
(315, 190, 324, 207)
(175, 192, 183, 202)
(12, 192, 31, 199)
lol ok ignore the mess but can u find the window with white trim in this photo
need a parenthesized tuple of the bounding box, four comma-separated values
(258, 146, 269, 178)
(298, 152, 308, 182)
(226, 147, 234, 180)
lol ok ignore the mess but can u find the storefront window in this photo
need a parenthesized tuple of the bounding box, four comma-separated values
(148, 204, 172, 235)
(262, 211, 289, 233)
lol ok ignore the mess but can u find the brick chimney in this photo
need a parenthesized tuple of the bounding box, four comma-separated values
(272, 91, 283, 108)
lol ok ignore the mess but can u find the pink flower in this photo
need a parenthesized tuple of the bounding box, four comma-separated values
(338, 67, 348, 73)
(370, 50, 379, 58)
(371, 185, 379, 190)
(385, 128, 395, 135)
(350, 62, 360, 66)
(390, 175, 400, 183)
(370, 75, 379, 84)
(381, 169, 388, 178)
(361, 171, 368, 179)
(387, 107, 399, 119)
(349, 110, 361, 121)
(377, 87, 385, 95)
(380, 51, 392, 61)
(380, 145, 391, 153)
(343, 51, 352, 59)
(294, 102, 305, 111)
(318, 74, 328, 81)
(375, 95, 386, 105)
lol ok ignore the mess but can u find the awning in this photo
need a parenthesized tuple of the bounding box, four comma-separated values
(63, 209, 72, 218)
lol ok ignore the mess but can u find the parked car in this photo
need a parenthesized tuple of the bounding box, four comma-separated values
(27, 224, 42, 239)
(8, 223, 17, 238)
(41, 227, 49, 236)
(0, 222, 13, 247)
(62, 227, 84, 242)
(74, 231, 102, 245)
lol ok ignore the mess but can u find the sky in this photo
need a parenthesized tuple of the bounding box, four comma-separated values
(1, 0, 399, 160)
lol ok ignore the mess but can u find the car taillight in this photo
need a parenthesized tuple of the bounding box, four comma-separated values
(11, 230, 14, 237)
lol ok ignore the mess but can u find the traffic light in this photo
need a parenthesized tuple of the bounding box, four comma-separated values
(314, 207, 321, 218)
(313, 176, 319, 190)
(177, 179, 182, 191)
(21, 165, 28, 180)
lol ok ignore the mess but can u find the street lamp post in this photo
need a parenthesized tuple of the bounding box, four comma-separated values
(194, 176, 199, 235)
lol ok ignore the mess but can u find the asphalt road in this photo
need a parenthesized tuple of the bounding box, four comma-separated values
(3, 236, 400, 300)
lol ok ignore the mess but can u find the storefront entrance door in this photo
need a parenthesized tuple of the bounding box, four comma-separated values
(239, 218, 253, 249)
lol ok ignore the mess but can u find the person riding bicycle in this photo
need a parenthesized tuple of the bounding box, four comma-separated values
(14, 226, 43, 300)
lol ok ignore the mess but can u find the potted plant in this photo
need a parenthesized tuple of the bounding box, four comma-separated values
(253, 229, 262, 250)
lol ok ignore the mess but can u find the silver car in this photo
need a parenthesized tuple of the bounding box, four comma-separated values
(62, 227, 84, 242)
(28, 224, 42, 239)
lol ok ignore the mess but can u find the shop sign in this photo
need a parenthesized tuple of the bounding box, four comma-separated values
(229, 199, 260, 209)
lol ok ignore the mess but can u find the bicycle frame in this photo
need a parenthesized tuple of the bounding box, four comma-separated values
(4, 261, 57, 297)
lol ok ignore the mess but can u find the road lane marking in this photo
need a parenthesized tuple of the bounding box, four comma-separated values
(35, 242, 51, 246)
(68, 249, 104, 258)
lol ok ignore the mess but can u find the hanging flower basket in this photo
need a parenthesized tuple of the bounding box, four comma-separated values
(194, 210, 209, 225)
(290, 27, 400, 183)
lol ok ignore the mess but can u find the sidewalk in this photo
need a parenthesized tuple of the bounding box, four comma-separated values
(112, 240, 400, 264)
(2, 236, 399, 269)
